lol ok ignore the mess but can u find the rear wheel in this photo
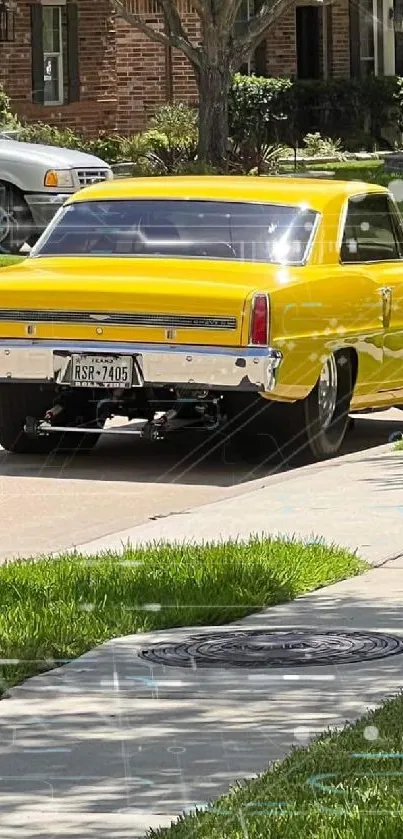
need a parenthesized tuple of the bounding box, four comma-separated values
(224, 352, 353, 463)
(0, 384, 104, 454)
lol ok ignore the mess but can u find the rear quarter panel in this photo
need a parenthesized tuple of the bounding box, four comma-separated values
(269, 191, 385, 402)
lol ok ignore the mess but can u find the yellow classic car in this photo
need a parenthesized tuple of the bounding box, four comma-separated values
(0, 174, 401, 460)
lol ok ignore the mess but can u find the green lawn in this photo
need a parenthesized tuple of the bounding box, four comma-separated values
(0, 255, 25, 268)
(150, 693, 403, 839)
(303, 159, 392, 187)
(0, 538, 364, 692)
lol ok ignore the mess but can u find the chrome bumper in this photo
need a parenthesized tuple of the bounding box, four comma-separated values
(0, 341, 282, 393)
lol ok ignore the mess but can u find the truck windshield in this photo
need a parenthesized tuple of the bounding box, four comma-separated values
(32, 198, 319, 265)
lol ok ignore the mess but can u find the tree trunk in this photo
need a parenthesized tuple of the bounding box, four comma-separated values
(196, 61, 230, 170)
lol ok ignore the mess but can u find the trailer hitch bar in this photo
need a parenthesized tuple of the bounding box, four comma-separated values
(24, 413, 217, 442)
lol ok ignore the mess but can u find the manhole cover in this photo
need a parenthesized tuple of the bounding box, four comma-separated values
(139, 629, 403, 669)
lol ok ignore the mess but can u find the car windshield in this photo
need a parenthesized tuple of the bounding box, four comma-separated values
(32, 198, 319, 265)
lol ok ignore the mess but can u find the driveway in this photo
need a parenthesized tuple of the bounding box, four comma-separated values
(0, 408, 401, 562)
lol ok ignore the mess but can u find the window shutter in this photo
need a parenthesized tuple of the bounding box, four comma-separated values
(67, 2, 80, 103)
(31, 3, 44, 105)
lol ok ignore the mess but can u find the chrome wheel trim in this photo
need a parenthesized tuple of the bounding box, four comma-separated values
(318, 356, 338, 430)
(0, 206, 11, 245)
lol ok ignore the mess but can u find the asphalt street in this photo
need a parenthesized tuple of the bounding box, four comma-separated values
(0, 408, 402, 562)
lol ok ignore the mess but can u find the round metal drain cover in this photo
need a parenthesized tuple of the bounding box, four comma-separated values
(139, 629, 403, 669)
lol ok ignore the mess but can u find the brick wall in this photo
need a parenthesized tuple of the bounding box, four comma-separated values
(0, 1, 32, 105)
(0, 0, 117, 136)
(265, 4, 297, 77)
(115, 0, 199, 134)
(330, 0, 351, 76)
(0, 0, 352, 138)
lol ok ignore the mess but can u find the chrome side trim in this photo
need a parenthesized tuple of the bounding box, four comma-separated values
(0, 310, 237, 331)
(0, 340, 283, 393)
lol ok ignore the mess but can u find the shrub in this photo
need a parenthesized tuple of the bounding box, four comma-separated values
(229, 73, 291, 147)
(81, 132, 127, 165)
(302, 132, 345, 159)
(16, 121, 82, 149)
(149, 102, 198, 146)
(0, 84, 18, 130)
(144, 104, 199, 173)
(229, 75, 401, 152)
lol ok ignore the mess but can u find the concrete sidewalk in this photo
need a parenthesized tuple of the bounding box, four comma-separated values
(0, 442, 403, 837)
(1, 559, 403, 838)
(76, 442, 403, 565)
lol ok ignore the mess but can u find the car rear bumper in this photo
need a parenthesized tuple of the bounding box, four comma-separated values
(0, 340, 283, 393)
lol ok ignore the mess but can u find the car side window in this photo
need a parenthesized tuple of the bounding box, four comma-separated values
(340, 194, 402, 263)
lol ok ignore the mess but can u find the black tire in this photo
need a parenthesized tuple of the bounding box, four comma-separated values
(280, 352, 353, 460)
(0, 384, 104, 455)
(224, 352, 353, 464)
(0, 183, 33, 255)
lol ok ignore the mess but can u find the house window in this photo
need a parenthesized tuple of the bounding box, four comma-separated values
(359, 0, 376, 74)
(351, 0, 389, 76)
(31, 1, 80, 107)
(236, 0, 267, 75)
(358, 0, 384, 75)
(43, 6, 63, 105)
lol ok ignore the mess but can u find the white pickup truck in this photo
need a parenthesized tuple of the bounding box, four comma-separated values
(0, 130, 113, 253)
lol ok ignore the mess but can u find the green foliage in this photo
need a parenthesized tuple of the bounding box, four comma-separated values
(229, 73, 291, 146)
(394, 76, 403, 134)
(0, 537, 363, 692)
(172, 160, 220, 175)
(302, 131, 345, 159)
(228, 75, 292, 174)
(229, 75, 402, 152)
(0, 255, 25, 268)
(81, 132, 128, 164)
(228, 139, 284, 175)
(0, 84, 19, 129)
(149, 102, 198, 146)
(151, 693, 403, 838)
(17, 121, 82, 149)
(143, 104, 199, 173)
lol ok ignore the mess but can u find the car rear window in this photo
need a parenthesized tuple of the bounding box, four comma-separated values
(32, 198, 319, 265)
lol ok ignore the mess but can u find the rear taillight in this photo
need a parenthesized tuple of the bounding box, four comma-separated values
(250, 293, 269, 345)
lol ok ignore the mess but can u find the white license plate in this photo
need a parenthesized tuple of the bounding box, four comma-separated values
(71, 355, 133, 388)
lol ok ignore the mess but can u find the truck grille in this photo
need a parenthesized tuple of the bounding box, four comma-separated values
(75, 169, 110, 188)
(0, 310, 237, 331)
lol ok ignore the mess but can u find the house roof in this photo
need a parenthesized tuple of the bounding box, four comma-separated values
(70, 175, 389, 212)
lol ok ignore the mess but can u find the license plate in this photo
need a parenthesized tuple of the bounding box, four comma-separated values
(71, 355, 133, 388)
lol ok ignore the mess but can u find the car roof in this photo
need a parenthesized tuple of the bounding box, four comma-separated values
(68, 175, 389, 212)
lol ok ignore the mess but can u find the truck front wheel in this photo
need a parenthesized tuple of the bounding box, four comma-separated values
(0, 183, 33, 254)
(0, 385, 104, 454)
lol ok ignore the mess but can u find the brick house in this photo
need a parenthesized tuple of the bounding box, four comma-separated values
(0, 0, 401, 137)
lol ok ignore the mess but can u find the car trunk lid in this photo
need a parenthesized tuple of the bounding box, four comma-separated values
(0, 256, 283, 347)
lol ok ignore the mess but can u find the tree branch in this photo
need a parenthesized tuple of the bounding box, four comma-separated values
(110, 0, 170, 47)
(110, 0, 202, 67)
(216, 0, 244, 30)
(189, 0, 209, 22)
(234, 0, 298, 59)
